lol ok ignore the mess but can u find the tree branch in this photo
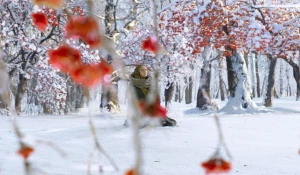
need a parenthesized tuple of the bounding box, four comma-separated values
(39, 15, 60, 44)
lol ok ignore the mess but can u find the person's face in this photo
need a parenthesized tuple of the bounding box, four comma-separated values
(139, 66, 148, 78)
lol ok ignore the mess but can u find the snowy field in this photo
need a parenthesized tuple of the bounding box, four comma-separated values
(0, 97, 300, 175)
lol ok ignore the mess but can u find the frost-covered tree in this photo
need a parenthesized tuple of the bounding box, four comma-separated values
(0, 1, 60, 114)
(187, 0, 273, 112)
(251, 0, 300, 106)
(0, 1, 101, 114)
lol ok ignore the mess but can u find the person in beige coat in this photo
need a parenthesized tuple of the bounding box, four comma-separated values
(124, 65, 177, 127)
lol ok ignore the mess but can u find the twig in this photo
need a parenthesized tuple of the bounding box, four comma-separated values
(86, 0, 94, 15)
(203, 88, 232, 159)
(128, 87, 143, 175)
(87, 147, 96, 175)
(88, 120, 119, 170)
(87, 93, 119, 172)
(151, 0, 159, 39)
(0, 51, 32, 174)
(213, 113, 232, 159)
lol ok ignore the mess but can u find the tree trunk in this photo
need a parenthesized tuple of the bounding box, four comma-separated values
(282, 58, 300, 100)
(100, 1, 120, 112)
(250, 53, 256, 98)
(264, 55, 277, 107)
(185, 76, 193, 104)
(286, 65, 291, 96)
(174, 82, 178, 102)
(261, 76, 266, 97)
(175, 82, 179, 102)
(178, 85, 182, 103)
(273, 88, 279, 99)
(296, 83, 300, 100)
(27, 74, 39, 105)
(14, 51, 33, 115)
(226, 54, 236, 98)
(104, 0, 117, 38)
(244, 52, 249, 69)
(0, 57, 10, 112)
(100, 77, 120, 112)
(189, 76, 193, 104)
(0, 96, 8, 109)
(221, 50, 257, 112)
(42, 103, 51, 114)
(76, 85, 85, 109)
(196, 65, 211, 109)
(196, 45, 211, 109)
(288, 83, 292, 96)
(64, 79, 84, 114)
(164, 63, 174, 107)
(164, 82, 174, 107)
(279, 60, 283, 96)
(219, 73, 225, 101)
(218, 59, 225, 101)
(15, 74, 28, 115)
(255, 53, 261, 97)
(221, 26, 255, 111)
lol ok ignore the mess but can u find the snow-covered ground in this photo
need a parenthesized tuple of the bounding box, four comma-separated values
(0, 97, 300, 175)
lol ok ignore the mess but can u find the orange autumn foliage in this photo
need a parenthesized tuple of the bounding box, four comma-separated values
(32, 0, 65, 9)
(48, 44, 82, 74)
(222, 50, 233, 57)
(142, 36, 159, 53)
(201, 157, 231, 174)
(72, 62, 112, 87)
(31, 12, 48, 31)
(138, 97, 167, 118)
(65, 16, 101, 49)
(48, 45, 112, 87)
(124, 169, 137, 175)
(17, 146, 34, 160)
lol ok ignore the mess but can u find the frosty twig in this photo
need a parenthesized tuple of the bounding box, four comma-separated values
(87, 100, 119, 173)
